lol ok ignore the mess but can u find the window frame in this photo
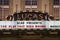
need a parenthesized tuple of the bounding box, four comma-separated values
(25, 0, 37, 5)
(53, 0, 59, 5)
(0, 0, 9, 5)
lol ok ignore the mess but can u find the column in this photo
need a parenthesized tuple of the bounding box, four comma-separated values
(59, 0, 60, 20)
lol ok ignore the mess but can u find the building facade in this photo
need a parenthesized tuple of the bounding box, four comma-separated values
(0, 0, 60, 20)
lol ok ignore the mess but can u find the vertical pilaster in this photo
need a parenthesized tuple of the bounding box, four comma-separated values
(9, 0, 13, 14)
(21, 0, 25, 11)
(38, 0, 42, 11)
(41, 0, 49, 13)
(59, 0, 60, 19)
(49, 0, 53, 15)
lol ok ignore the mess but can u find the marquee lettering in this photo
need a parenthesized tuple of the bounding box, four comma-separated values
(13, 12, 48, 20)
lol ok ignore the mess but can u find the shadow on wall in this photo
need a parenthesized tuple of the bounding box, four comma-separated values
(0, 19, 2, 21)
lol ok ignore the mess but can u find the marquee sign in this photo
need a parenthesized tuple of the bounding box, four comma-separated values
(0, 21, 60, 29)
(0, 21, 46, 29)
(13, 12, 48, 20)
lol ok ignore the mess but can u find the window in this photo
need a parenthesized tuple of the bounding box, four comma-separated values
(53, 0, 59, 5)
(4, 8, 9, 17)
(25, 0, 31, 5)
(0, 0, 2, 5)
(4, 0, 9, 5)
(0, 8, 9, 20)
(0, 8, 2, 19)
(0, 0, 9, 5)
(25, 0, 37, 11)
(32, 0, 37, 5)
(53, 8, 59, 18)
(25, 0, 37, 5)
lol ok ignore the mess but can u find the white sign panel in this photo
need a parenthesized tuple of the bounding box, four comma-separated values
(0, 21, 60, 29)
